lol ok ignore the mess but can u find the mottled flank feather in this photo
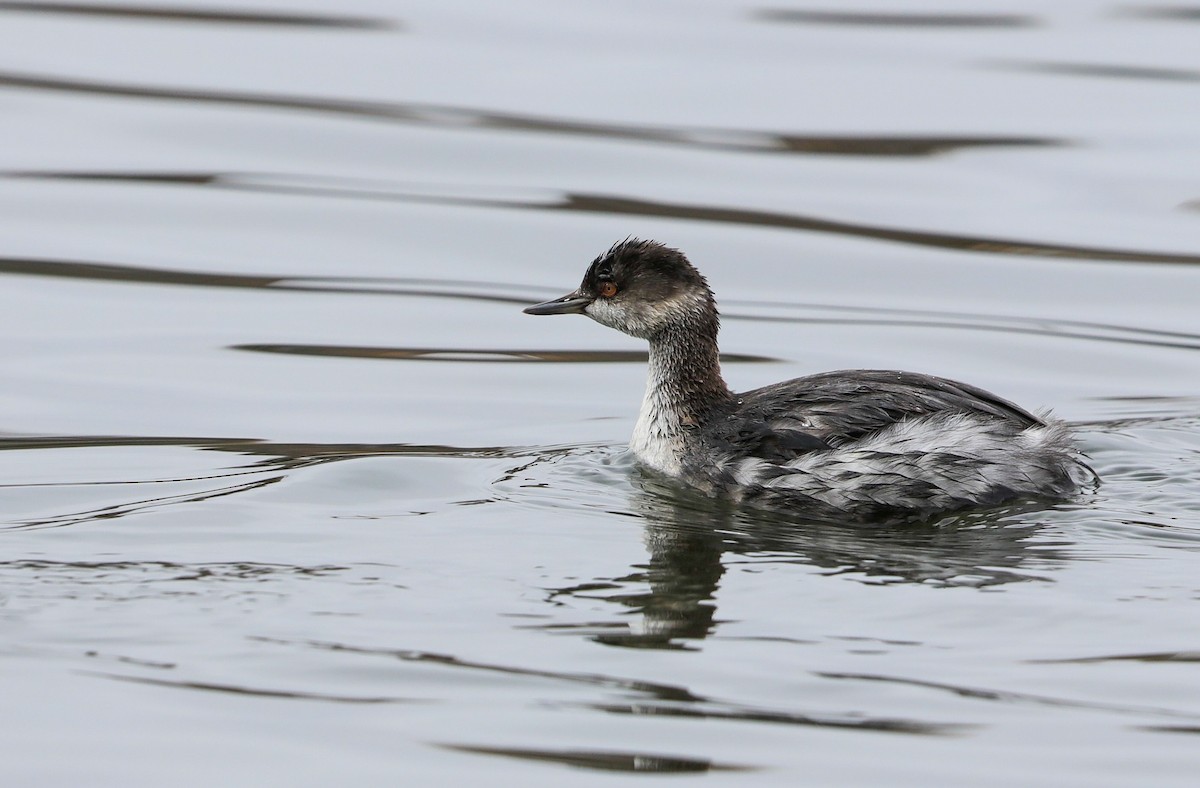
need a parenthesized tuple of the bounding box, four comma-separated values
(709, 412, 1095, 518)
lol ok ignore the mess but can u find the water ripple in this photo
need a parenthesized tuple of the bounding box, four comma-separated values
(0, 2, 397, 29)
(757, 9, 1037, 28)
(11, 170, 1199, 266)
(2, 250, 1196, 352)
(575, 700, 955, 734)
(2, 475, 283, 531)
(436, 744, 749, 774)
(995, 60, 1200, 83)
(1030, 650, 1200, 664)
(549, 193, 1200, 265)
(257, 636, 958, 735)
(1124, 6, 1200, 23)
(817, 671, 1200, 721)
(0, 72, 1060, 157)
(89, 672, 418, 703)
(232, 343, 777, 364)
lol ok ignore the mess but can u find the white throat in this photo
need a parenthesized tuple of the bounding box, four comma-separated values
(629, 344, 688, 475)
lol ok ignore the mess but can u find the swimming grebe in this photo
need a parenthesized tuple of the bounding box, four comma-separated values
(524, 239, 1096, 519)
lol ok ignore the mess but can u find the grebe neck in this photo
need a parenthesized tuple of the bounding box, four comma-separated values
(631, 308, 733, 472)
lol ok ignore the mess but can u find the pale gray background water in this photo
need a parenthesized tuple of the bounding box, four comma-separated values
(2, 1, 1199, 785)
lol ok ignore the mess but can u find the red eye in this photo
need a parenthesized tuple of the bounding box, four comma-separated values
(599, 281, 618, 298)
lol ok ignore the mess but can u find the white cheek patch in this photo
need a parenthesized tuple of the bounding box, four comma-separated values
(586, 297, 653, 337)
(587, 290, 706, 339)
(584, 298, 616, 326)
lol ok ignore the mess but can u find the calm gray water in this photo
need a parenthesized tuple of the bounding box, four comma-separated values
(2, 1, 1199, 784)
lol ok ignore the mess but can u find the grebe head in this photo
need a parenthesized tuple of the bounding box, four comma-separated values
(523, 239, 716, 339)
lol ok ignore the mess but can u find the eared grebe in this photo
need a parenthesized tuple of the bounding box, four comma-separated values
(524, 239, 1096, 519)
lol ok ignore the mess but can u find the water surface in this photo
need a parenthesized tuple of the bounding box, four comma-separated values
(2, 1, 1199, 785)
